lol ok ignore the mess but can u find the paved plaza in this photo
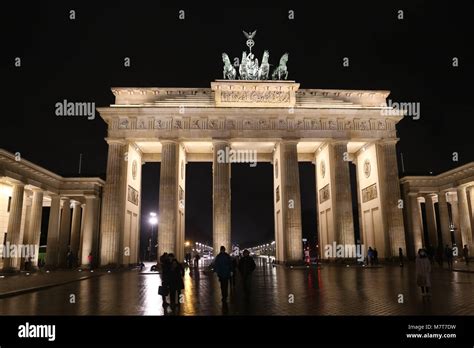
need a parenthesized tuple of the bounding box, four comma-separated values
(1, 258, 473, 316)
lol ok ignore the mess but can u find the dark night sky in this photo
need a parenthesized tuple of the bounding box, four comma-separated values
(1, 1, 473, 248)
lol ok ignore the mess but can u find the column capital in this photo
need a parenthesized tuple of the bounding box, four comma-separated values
(60, 197, 71, 207)
(456, 184, 470, 192)
(8, 180, 25, 187)
(159, 138, 180, 145)
(280, 138, 300, 145)
(30, 187, 44, 193)
(437, 191, 448, 202)
(329, 139, 349, 146)
(105, 138, 127, 146)
(84, 194, 99, 200)
(211, 138, 230, 144)
(377, 138, 400, 146)
(423, 193, 437, 201)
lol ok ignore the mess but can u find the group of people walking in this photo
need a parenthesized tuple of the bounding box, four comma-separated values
(157, 243, 470, 310)
(214, 246, 256, 302)
(159, 252, 185, 310)
(158, 246, 256, 310)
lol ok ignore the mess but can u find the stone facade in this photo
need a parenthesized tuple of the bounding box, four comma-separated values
(401, 163, 474, 259)
(0, 149, 103, 271)
(98, 80, 407, 264)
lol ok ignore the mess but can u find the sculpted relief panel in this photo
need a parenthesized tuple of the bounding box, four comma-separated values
(111, 116, 393, 134)
(220, 90, 290, 103)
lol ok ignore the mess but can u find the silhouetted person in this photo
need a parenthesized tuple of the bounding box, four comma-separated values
(238, 249, 256, 298)
(194, 253, 200, 268)
(230, 256, 238, 287)
(160, 252, 170, 308)
(88, 252, 94, 270)
(367, 247, 374, 266)
(398, 247, 404, 267)
(66, 251, 74, 269)
(24, 255, 32, 271)
(445, 244, 453, 270)
(214, 246, 232, 302)
(463, 245, 469, 266)
(167, 253, 184, 310)
(373, 248, 379, 265)
(416, 248, 431, 296)
(185, 252, 192, 265)
(435, 245, 444, 268)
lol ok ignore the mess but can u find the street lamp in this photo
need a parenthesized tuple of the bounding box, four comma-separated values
(148, 212, 158, 261)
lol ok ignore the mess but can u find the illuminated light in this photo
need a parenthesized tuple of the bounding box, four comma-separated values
(346, 265, 350, 267)
(185, 241, 190, 247)
(90, 270, 94, 273)
(107, 270, 111, 273)
(149, 212, 157, 217)
(149, 216, 158, 225)
(26, 273, 30, 276)
(0, 275, 5, 278)
(78, 269, 82, 272)
(46, 270, 50, 273)
(1, 185, 12, 196)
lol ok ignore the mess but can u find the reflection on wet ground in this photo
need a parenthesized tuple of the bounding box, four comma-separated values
(1, 258, 473, 315)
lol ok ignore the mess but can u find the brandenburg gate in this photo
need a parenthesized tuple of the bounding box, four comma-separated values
(97, 33, 406, 266)
(97, 79, 407, 266)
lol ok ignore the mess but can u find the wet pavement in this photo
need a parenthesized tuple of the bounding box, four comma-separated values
(0, 258, 473, 316)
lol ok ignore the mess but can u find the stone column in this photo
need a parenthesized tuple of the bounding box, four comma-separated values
(281, 140, 303, 263)
(24, 189, 44, 268)
(468, 187, 474, 243)
(46, 194, 61, 267)
(81, 196, 99, 267)
(457, 186, 473, 250)
(78, 203, 86, 264)
(376, 140, 406, 257)
(69, 201, 82, 263)
(407, 193, 424, 255)
(329, 141, 355, 246)
(2, 183, 25, 271)
(448, 193, 463, 246)
(212, 140, 231, 255)
(100, 140, 126, 266)
(158, 140, 179, 257)
(424, 194, 438, 248)
(437, 191, 451, 246)
(57, 198, 71, 268)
